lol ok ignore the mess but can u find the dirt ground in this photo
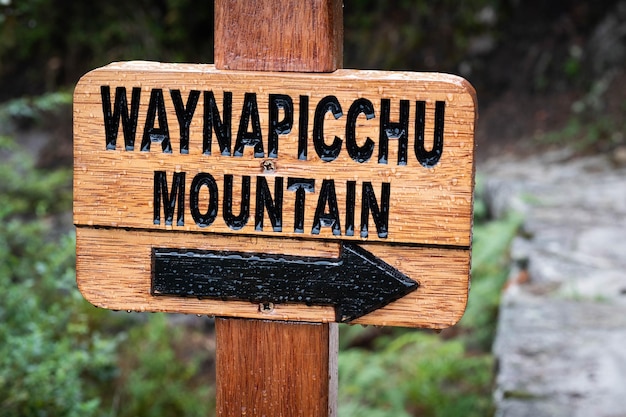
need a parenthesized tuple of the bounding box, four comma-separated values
(476, 70, 626, 162)
(471, 0, 626, 161)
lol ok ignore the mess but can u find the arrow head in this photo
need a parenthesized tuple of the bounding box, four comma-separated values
(333, 243, 418, 322)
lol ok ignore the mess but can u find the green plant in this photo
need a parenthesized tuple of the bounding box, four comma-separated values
(339, 332, 494, 417)
(0, 140, 71, 219)
(539, 115, 624, 154)
(461, 210, 523, 350)
(0, 137, 117, 416)
(111, 315, 215, 417)
(0, 134, 215, 416)
(0, 0, 215, 98)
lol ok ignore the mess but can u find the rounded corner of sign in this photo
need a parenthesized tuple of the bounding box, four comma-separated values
(442, 300, 470, 330)
(74, 67, 105, 96)
(73, 76, 90, 97)
(75, 284, 107, 310)
(458, 78, 479, 110)
(75, 62, 130, 90)
(438, 73, 478, 109)
(428, 316, 464, 332)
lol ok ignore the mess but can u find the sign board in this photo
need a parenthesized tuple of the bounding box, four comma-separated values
(74, 61, 476, 328)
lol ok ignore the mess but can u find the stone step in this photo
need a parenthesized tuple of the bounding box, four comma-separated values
(481, 151, 626, 417)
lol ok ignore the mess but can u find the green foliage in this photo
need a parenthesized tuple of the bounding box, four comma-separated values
(462, 210, 523, 350)
(0, 91, 72, 128)
(534, 77, 626, 154)
(538, 109, 625, 154)
(339, 332, 494, 417)
(0, 134, 214, 416)
(0, 0, 214, 98)
(0, 136, 72, 279)
(0, 137, 116, 416)
(111, 315, 214, 417)
(0, 135, 71, 219)
(0, 0, 510, 99)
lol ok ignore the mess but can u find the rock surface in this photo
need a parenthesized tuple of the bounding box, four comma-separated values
(481, 151, 626, 417)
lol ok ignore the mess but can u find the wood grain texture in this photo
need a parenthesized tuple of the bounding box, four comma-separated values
(75, 227, 470, 328)
(213, 5, 340, 416)
(73, 63, 475, 327)
(73, 62, 476, 247)
(214, 0, 342, 72)
(215, 318, 338, 417)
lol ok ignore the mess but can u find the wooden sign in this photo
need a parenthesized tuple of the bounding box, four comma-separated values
(74, 61, 476, 328)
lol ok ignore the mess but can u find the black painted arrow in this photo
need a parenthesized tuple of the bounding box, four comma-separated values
(151, 243, 418, 322)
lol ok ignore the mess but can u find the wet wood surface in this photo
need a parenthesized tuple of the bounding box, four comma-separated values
(215, 318, 338, 417)
(214, 0, 342, 72)
(213, 2, 341, 416)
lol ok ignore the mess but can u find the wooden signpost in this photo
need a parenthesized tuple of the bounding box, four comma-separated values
(74, 64, 475, 327)
(74, 1, 476, 415)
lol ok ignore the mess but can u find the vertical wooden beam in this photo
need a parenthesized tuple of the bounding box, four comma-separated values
(214, 0, 343, 72)
(216, 319, 338, 417)
(214, 1, 343, 416)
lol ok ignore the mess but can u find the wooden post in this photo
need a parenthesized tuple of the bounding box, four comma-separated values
(214, 1, 343, 416)
(214, 0, 342, 72)
(216, 319, 338, 417)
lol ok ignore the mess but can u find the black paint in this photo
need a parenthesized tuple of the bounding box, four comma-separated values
(170, 89, 200, 154)
(223, 174, 250, 230)
(101, 86, 141, 151)
(151, 243, 418, 322)
(415, 101, 446, 168)
(255, 176, 283, 232)
(141, 89, 171, 153)
(189, 173, 218, 227)
(312, 179, 341, 236)
(287, 178, 315, 233)
(313, 96, 343, 162)
(360, 182, 390, 238)
(203, 91, 232, 156)
(346, 98, 375, 163)
(268, 94, 293, 158)
(378, 99, 409, 165)
(153, 171, 185, 226)
(101, 85, 447, 168)
(297, 95, 309, 160)
(152, 170, 391, 238)
(235, 92, 264, 157)
(345, 180, 356, 236)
